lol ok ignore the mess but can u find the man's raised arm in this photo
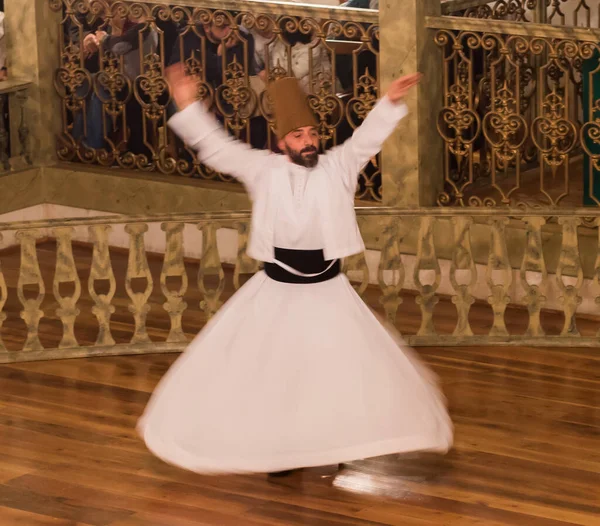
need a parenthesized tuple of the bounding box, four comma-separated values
(326, 73, 421, 192)
(167, 64, 272, 193)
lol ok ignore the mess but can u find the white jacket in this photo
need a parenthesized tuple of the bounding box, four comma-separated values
(168, 96, 408, 262)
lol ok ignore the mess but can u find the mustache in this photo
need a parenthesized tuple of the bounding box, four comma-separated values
(301, 146, 318, 154)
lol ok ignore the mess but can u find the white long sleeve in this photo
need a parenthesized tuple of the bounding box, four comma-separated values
(325, 95, 408, 192)
(168, 102, 274, 196)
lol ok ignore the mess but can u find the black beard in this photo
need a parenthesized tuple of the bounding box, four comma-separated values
(286, 146, 319, 168)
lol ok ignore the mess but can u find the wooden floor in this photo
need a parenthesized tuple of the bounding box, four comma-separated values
(0, 244, 600, 525)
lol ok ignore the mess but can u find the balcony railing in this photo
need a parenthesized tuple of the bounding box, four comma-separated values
(0, 78, 32, 173)
(2, 208, 600, 363)
(442, 0, 600, 26)
(429, 10, 600, 208)
(442, 0, 535, 21)
(52, 0, 382, 200)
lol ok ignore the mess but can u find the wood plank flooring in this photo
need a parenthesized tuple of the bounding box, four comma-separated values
(0, 242, 599, 525)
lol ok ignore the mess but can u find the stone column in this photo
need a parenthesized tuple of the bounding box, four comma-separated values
(5, 0, 62, 165)
(379, 0, 443, 207)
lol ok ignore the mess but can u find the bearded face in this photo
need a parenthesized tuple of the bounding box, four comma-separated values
(279, 126, 320, 168)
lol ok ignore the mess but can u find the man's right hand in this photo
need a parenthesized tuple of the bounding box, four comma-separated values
(386, 73, 422, 103)
(83, 33, 99, 56)
(166, 64, 199, 111)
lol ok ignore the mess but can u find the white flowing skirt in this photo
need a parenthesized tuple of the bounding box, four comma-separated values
(138, 272, 453, 474)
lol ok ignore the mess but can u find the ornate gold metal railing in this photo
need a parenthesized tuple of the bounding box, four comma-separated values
(442, 0, 536, 21)
(442, 0, 600, 26)
(0, 79, 33, 172)
(429, 15, 600, 208)
(2, 207, 600, 363)
(51, 0, 381, 200)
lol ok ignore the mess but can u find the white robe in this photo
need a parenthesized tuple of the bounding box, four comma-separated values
(137, 95, 454, 475)
(168, 95, 407, 262)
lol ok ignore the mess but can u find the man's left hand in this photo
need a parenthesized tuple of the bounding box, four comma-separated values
(387, 73, 422, 103)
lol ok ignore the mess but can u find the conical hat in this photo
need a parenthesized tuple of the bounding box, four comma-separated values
(268, 77, 318, 140)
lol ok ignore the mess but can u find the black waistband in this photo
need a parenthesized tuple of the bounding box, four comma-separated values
(264, 248, 340, 284)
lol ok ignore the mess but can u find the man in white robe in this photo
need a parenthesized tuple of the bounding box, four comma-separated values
(165, 66, 420, 264)
(136, 67, 452, 477)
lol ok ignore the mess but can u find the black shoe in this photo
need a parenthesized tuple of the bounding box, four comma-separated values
(267, 470, 295, 477)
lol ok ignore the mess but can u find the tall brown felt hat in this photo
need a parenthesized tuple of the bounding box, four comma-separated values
(268, 77, 318, 140)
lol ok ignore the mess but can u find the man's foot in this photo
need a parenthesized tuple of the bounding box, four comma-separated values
(267, 469, 296, 478)
(268, 464, 344, 478)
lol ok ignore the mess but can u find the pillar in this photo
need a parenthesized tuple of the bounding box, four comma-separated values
(5, 0, 62, 165)
(379, 0, 443, 207)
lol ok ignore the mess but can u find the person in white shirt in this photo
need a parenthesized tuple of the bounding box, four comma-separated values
(264, 29, 341, 94)
(137, 66, 453, 477)
(0, 11, 6, 81)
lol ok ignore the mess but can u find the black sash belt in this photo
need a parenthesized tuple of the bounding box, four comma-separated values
(264, 248, 340, 284)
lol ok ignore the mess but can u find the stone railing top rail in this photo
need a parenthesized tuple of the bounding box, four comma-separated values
(427, 14, 600, 41)
(0, 78, 32, 96)
(56, 0, 379, 24)
(3, 207, 600, 233)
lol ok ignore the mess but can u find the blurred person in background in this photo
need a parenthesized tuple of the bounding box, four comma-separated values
(0, 0, 7, 81)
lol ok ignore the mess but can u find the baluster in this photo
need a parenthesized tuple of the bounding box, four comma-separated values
(343, 252, 370, 298)
(233, 221, 259, 291)
(89, 225, 116, 346)
(377, 218, 406, 325)
(160, 222, 188, 343)
(486, 218, 512, 337)
(0, 233, 7, 351)
(0, 94, 9, 171)
(450, 216, 476, 337)
(520, 217, 547, 337)
(53, 227, 81, 349)
(414, 217, 441, 337)
(16, 230, 45, 351)
(125, 224, 153, 344)
(198, 223, 225, 319)
(556, 218, 583, 337)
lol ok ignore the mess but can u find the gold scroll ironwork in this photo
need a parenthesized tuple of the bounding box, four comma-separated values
(444, 1, 600, 28)
(435, 29, 595, 208)
(50, 0, 381, 200)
